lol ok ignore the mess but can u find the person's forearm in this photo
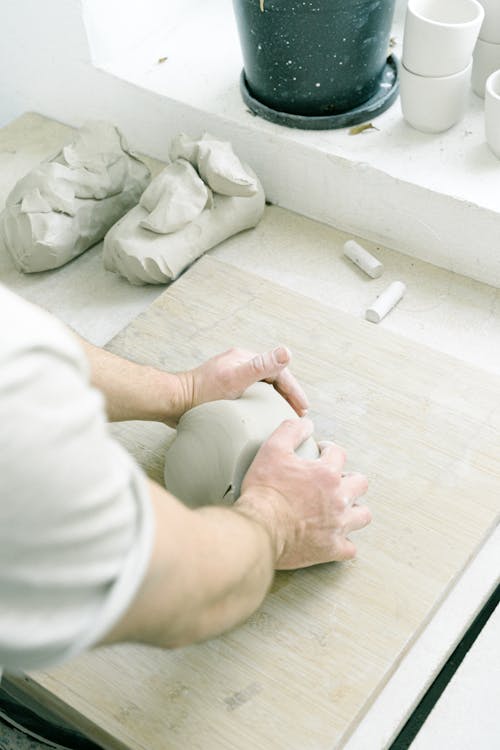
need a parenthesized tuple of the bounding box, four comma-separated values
(103, 482, 279, 649)
(171, 503, 277, 646)
(77, 337, 188, 425)
(74, 333, 308, 426)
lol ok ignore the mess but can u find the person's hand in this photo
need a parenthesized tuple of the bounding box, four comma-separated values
(175, 346, 309, 420)
(235, 418, 371, 569)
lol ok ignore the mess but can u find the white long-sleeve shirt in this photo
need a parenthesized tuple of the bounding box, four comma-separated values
(0, 285, 154, 674)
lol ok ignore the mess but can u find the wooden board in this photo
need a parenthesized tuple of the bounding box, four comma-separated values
(10, 257, 500, 750)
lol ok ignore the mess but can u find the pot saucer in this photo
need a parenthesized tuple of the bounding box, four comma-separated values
(240, 55, 400, 130)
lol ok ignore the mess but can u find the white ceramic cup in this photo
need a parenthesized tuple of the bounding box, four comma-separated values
(485, 68, 500, 156)
(472, 37, 500, 95)
(476, 0, 500, 43)
(403, 0, 485, 77)
(400, 60, 472, 133)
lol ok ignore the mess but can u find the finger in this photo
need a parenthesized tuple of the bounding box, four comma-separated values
(318, 441, 346, 472)
(234, 346, 309, 416)
(339, 473, 369, 505)
(270, 367, 310, 416)
(334, 538, 357, 561)
(265, 417, 314, 454)
(234, 346, 291, 392)
(343, 505, 372, 534)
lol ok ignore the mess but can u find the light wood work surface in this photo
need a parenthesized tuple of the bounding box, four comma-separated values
(8, 256, 500, 749)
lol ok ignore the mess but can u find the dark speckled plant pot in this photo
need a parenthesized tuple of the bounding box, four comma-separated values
(233, 0, 397, 122)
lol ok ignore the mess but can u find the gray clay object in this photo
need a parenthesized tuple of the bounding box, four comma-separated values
(0, 121, 150, 272)
(103, 133, 265, 285)
(164, 382, 319, 508)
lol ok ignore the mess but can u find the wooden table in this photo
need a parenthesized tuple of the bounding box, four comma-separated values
(7, 257, 500, 749)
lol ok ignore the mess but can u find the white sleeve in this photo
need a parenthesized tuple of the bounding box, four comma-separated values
(0, 289, 154, 672)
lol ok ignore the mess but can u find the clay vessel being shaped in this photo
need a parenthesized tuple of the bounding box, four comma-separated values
(103, 133, 265, 285)
(164, 382, 319, 509)
(0, 121, 150, 273)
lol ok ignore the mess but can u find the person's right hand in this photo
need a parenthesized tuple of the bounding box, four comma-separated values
(235, 418, 371, 569)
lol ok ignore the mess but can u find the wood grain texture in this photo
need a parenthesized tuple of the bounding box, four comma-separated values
(12, 257, 500, 750)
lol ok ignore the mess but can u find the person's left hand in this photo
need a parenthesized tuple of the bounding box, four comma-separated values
(174, 346, 309, 422)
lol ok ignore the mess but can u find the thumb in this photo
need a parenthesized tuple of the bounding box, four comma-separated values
(235, 346, 291, 389)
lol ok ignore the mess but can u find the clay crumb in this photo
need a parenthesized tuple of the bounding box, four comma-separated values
(389, 36, 397, 48)
(157, 56, 168, 64)
(349, 122, 379, 135)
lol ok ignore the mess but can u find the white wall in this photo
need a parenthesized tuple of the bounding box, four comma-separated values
(81, 0, 187, 66)
(0, 0, 90, 128)
(0, 0, 227, 158)
(0, 0, 194, 128)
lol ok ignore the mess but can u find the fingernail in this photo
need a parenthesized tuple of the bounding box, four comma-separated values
(273, 346, 289, 365)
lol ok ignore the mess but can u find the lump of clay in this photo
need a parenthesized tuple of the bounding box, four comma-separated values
(170, 133, 259, 197)
(0, 121, 150, 273)
(164, 382, 319, 509)
(139, 160, 210, 234)
(103, 133, 265, 285)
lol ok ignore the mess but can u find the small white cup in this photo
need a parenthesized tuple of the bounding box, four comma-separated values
(477, 0, 500, 44)
(472, 38, 500, 96)
(403, 0, 485, 77)
(400, 60, 472, 133)
(485, 68, 500, 156)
